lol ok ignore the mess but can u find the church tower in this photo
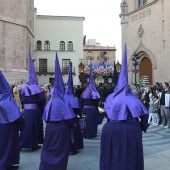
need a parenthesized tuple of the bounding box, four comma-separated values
(119, 0, 170, 84)
(0, 0, 34, 83)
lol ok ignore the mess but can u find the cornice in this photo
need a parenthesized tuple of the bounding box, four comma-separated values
(121, 0, 158, 16)
(83, 48, 116, 52)
(37, 15, 85, 21)
(0, 18, 34, 37)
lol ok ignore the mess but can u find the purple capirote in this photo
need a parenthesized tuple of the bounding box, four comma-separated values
(65, 61, 80, 109)
(104, 44, 148, 121)
(19, 50, 42, 96)
(81, 65, 100, 99)
(42, 53, 76, 121)
(0, 71, 22, 123)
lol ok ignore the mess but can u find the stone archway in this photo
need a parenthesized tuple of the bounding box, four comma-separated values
(129, 45, 156, 85)
(140, 57, 152, 85)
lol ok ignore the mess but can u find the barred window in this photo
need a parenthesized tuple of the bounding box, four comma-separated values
(67, 41, 73, 51)
(37, 40, 42, 50)
(60, 41, 65, 51)
(62, 59, 70, 74)
(44, 41, 50, 50)
(138, 0, 147, 7)
(39, 59, 47, 73)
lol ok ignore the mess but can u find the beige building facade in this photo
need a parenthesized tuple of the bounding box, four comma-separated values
(0, 0, 34, 83)
(83, 39, 117, 66)
(120, 0, 170, 85)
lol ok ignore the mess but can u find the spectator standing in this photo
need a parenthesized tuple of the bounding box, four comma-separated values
(159, 82, 170, 128)
(153, 95, 160, 126)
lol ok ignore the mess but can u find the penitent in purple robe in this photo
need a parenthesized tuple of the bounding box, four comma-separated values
(0, 71, 23, 169)
(39, 53, 76, 170)
(19, 92, 46, 148)
(80, 65, 102, 138)
(100, 44, 149, 170)
(0, 118, 22, 170)
(66, 62, 83, 152)
(19, 50, 46, 149)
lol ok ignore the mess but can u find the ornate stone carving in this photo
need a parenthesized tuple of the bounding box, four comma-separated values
(138, 24, 144, 37)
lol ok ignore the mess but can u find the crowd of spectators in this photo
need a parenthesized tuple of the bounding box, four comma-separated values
(10, 80, 170, 129)
(130, 82, 170, 128)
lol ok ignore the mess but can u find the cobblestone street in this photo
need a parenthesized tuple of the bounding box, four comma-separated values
(17, 119, 170, 170)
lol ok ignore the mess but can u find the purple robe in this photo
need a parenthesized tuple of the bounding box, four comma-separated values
(71, 109, 84, 152)
(100, 114, 149, 170)
(39, 120, 73, 170)
(80, 98, 100, 138)
(19, 92, 46, 148)
(0, 119, 22, 169)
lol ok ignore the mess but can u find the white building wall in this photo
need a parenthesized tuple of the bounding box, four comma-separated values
(34, 13, 85, 85)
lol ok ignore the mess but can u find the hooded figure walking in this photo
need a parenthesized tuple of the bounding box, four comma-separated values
(19, 50, 46, 150)
(39, 53, 76, 170)
(0, 71, 23, 170)
(100, 44, 149, 170)
(66, 61, 84, 155)
(80, 65, 102, 138)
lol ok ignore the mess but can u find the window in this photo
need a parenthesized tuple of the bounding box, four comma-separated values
(39, 59, 47, 73)
(44, 41, 50, 50)
(60, 41, 65, 51)
(37, 40, 42, 50)
(62, 59, 70, 74)
(49, 78, 54, 85)
(67, 41, 73, 51)
(138, 0, 147, 7)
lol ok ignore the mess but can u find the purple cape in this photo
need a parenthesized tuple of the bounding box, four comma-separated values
(0, 71, 22, 123)
(104, 44, 148, 120)
(81, 65, 100, 99)
(43, 53, 75, 121)
(19, 84, 43, 96)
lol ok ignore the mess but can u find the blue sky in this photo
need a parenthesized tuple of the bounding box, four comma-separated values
(34, 0, 122, 61)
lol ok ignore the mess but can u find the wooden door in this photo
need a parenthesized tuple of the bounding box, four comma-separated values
(140, 57, 152, 85)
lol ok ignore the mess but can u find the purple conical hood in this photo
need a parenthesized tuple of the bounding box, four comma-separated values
(81, 65, 100, 99)
(0, 71, 22, 123)
(28, 50, 38, 84)
(19, 50, 42, 96)
(65, 61, 80, 109)
(53, 53, 65, 98)
(0, 71, 11, 96)
(42, 53, 76, 121)
(104, 44, 148, 120)
(66, 61, 74, 95)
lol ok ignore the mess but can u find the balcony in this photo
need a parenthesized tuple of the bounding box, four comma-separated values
(36, 66, 76, 76)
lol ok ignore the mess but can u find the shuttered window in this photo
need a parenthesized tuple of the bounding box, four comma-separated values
(39, 59, 47, 73)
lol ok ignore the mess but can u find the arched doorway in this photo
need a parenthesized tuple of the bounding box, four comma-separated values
(140, 57, 152, 85)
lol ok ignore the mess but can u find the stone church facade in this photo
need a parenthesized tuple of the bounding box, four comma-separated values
(0, 0, 34, 83)
(120, 0, 170, 85)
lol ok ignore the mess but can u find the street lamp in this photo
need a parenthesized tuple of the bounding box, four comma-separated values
(78, 61, 84, 74)
(132, 53, 140, 86)
(115, 61, 121, 73)
(78, 61, 85, 85)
